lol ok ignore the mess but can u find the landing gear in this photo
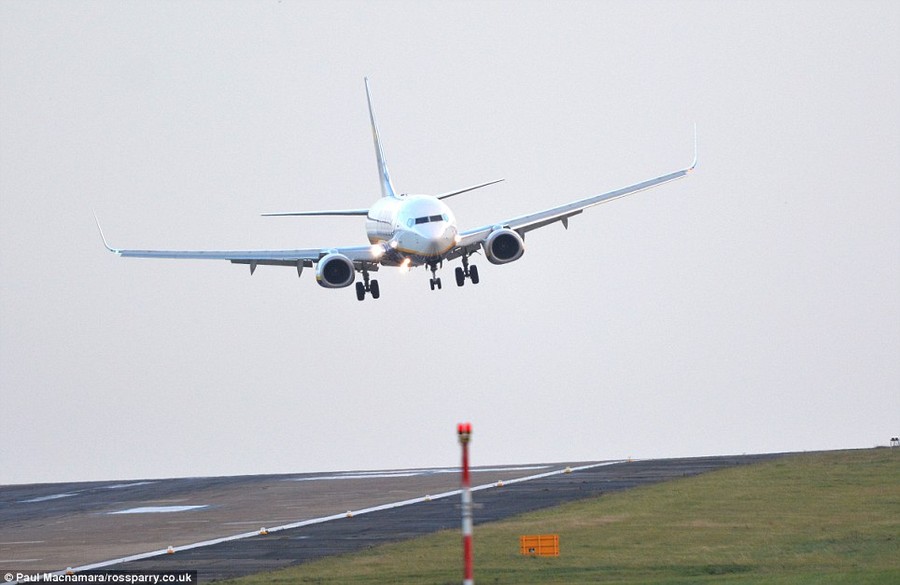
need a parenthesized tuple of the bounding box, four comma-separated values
(356, 269, 380, 301)
(455, 255, 480, 287)
(428, 262, 442, 291)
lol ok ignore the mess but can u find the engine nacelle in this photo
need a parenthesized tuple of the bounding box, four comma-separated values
(315, 253, 355, 288)
(484, 228, 525, 265)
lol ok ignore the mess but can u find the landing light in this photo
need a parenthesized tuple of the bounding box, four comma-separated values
(370, 244, 385, 259)
(400, 258, 412, 273)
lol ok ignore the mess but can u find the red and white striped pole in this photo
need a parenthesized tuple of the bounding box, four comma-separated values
(457, 422, 474, 585)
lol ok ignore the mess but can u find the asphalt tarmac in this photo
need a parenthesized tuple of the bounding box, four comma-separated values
(1, 453, 785, 582)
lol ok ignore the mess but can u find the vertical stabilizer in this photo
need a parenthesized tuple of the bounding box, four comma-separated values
(364, 78, 398, 199)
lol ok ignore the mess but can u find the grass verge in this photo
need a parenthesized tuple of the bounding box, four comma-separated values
(217, 449, 900, 584)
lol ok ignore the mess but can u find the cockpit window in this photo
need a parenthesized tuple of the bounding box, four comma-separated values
(412, 214, 447, 225)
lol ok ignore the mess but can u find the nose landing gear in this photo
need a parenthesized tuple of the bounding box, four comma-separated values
(428, 262, 442, 291)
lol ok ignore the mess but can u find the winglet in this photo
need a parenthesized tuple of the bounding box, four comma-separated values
(688, 123, 698, 172)
(92, 211, 119, 254)
(364, 77, 398, 199)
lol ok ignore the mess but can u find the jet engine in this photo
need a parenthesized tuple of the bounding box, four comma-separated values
(484, 228, 525, 265)
(315, 253, 355, 288)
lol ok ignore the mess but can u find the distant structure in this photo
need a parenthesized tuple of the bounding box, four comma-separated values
(890, 437, 899, 448)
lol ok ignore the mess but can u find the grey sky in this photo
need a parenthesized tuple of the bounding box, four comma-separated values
(1, 1, 897, 485)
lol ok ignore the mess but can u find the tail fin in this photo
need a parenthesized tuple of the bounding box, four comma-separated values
(364, 77, 398, 199)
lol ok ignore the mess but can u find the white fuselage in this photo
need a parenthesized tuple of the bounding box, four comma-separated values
(365, 195, 458, 265)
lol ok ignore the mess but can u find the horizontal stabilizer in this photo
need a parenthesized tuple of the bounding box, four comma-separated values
(435, 178, 505, 200)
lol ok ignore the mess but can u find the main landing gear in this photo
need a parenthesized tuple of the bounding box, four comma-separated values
(425, 256, 481, 292)
(455, 254, 480, 287)
(356, 269, 380, 301)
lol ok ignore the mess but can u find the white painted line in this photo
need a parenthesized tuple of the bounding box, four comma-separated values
(103, 481, 157, 490)
(109, 505, 208, 514)
(55, 460, 625, 577)
(18, 493, 77, 503)
(469, 466, 550, 473)
(288, 465, 550, 481)
(291, 472, 422, 481)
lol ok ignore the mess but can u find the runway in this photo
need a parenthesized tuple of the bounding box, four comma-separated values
(1, 453, 784, 582)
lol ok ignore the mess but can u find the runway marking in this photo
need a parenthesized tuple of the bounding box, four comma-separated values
(0, 541, 45, 545)
(103, 481, 157, 490)
(0, 559, 41, 563)
(288, 465, 549, 482)
(53, 460, 624, 578)
(291, 472, 421, 481)
(14, 482, 156, 505)
(109, 506, 208, 514)
(18, 493, 77, 503)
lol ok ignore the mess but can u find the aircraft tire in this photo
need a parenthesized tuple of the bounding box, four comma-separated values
(355, 282, 366, 301)
(455, 267, 465, 287)
(370, 280, 380, 299)
(470, 265, 480, 284)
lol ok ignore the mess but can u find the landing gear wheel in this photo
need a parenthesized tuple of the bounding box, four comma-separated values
(356, 269, 380, 300)
(459, 254, 480, 286)
(428, 262, 443, 291)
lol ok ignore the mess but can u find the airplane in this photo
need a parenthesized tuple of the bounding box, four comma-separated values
(97, 78, 696, 301)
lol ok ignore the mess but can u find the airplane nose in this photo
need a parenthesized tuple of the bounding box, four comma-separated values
(420, 224, 455, 255)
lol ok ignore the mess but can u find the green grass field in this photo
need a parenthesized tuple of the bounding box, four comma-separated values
(218, 449, 900, 584)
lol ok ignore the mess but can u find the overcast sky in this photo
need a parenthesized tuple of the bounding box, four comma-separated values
(1, 1, 898, 485)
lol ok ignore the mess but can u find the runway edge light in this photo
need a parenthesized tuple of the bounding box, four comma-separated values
(458, 421, 474, 585)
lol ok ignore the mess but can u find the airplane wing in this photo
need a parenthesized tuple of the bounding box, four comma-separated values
(94, 217, 379, 274)
(260, 209, 369, 217)
(454, 142, 697, 254)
